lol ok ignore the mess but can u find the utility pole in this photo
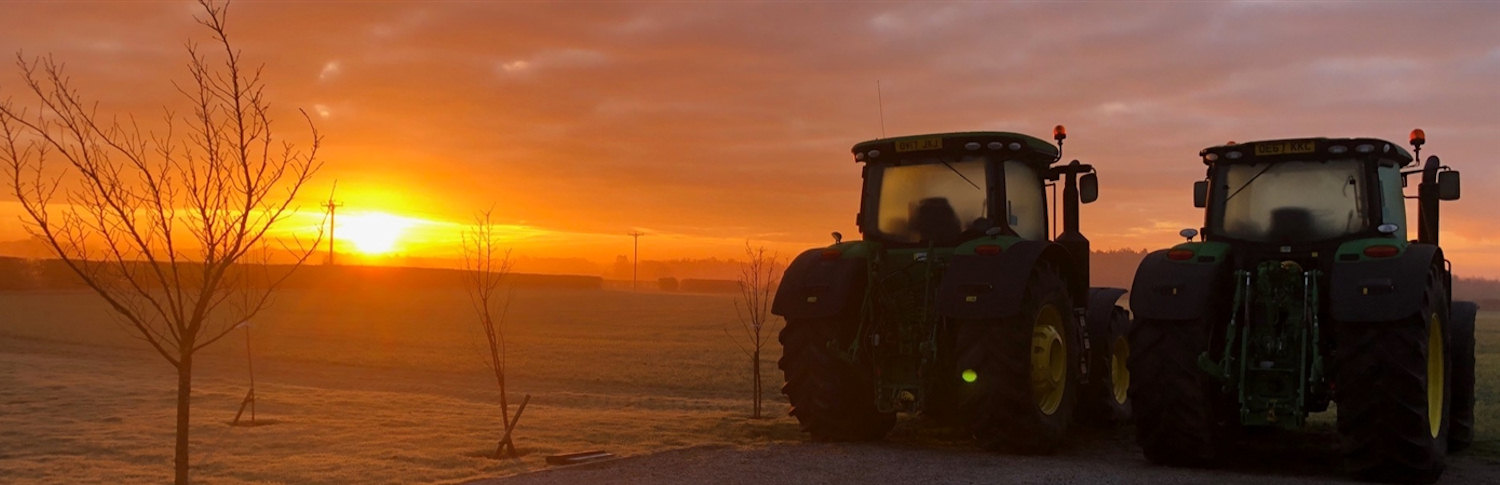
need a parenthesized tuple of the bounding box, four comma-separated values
(324, 182, 343, 265)
(628, 231, 644, 291)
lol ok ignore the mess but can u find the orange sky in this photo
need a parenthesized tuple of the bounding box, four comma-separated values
(1, 2, 1498, 278)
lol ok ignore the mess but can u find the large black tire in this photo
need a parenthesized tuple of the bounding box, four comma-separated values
(778, 318, 895, 441)
(1128, 316, 1221, 466)
(1080, 306, 1133, 426)
(954, 263, 1080, 454)
(1336, 270, 1450, 483)
(1449, 301, 1478, 452)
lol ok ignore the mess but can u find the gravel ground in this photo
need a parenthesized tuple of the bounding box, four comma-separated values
(475, 430, 1500, 485)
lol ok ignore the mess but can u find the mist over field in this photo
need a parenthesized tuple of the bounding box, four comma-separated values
(0, 282, 802, 484)
(3, 269, 1497, 483)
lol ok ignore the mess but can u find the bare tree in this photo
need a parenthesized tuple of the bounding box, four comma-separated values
(0, 2, 322, 483)
(462, 208, 528, 458)
(726, 243, 781, 418)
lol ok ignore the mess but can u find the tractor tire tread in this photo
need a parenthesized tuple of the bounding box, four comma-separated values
(955, 263, 1077, 454)
(1128, 317, 1218, 467)
(1336, 271, 1448, 484)
(779, 320, 895, 442)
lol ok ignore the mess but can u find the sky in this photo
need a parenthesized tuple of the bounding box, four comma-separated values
(0, 1, 1498, 278)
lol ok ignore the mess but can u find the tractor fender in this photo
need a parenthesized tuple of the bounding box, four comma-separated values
(1129, 249, 1229, 321)
(771, 248, 867, 320)
(1087, 287, 1128, 333)
(1328, 244, 1442, 323)
(936, 240, 1075, 320)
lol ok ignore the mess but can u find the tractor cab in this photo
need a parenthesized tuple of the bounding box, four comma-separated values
(1190, 135, 1460, 269)
(773, 127, 1131, 454)
(851, 129, 1097, 247)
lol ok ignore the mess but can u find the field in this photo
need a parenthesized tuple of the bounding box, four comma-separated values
(1, 286, 1497, 484)
(0, 287, 803, 484)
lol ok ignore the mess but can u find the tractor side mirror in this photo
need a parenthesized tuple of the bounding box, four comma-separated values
(1193, 180, 1209, 208)
(1079, 173, 1099, 204)
(1438, 170, 1461, 200)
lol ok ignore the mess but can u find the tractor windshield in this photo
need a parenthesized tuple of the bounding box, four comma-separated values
(1212, 159, 1369, 243)
(871, 158, 989, 244)
(1003, 161, 1047, 240)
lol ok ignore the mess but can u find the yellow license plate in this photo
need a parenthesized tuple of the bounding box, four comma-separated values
(894, 137, 943, 152)
(1254, 140, 1316, 156)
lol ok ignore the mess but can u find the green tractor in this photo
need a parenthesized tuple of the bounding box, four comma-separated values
(1128, 131, 1478, 482)
(772, 129, 1133, 453)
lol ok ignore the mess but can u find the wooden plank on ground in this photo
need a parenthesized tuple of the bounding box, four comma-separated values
(545, 450, 615, 466)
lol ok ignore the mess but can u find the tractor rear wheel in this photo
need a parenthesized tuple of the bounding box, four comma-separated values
(1080, 306, 1133, 425)
(779, 318, 895, 441)
(1448, 301, 1478, 452)
(1128, 316, 1221, 466)
(1336, 270, 1450, 483)
(955, 263, 1079, 454)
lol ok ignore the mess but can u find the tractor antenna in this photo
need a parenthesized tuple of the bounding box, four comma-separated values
(877, 80, 887, 138)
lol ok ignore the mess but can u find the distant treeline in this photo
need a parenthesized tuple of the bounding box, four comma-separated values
(0, 257, 602, 291)
(1454, 276, 1500, 309)
(4, 255, 1495, 306)
(1089, 248, 1150, 290)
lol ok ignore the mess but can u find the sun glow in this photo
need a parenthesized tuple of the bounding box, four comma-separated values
(337, 212, 416, 255)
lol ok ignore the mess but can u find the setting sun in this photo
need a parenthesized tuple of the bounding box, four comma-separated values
(337, 212, 416, 255)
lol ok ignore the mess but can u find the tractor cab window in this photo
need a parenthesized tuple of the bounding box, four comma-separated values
(872, 158, 989, 244)
(1004, 161, 1047, 240)
(1212, 159, 1368, 243)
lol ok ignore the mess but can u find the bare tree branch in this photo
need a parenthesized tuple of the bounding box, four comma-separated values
(725, 242, 781, 419)
(0, 1, 320, 482)
(463, 208, 522, 458)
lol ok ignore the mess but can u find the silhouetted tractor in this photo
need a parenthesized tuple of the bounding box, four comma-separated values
(772, 129, 1132, 453)
(1128, 131, 1478, 483)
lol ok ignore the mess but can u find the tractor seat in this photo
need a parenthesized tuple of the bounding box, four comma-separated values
(1268, 207, 1314, 242)
(910, 197, 962, 245)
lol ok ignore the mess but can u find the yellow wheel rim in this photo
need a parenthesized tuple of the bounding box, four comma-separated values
(1031, 304, 1067, 416)
(1427, 312, 1444, 438)
(1110, 336, 1130, 405)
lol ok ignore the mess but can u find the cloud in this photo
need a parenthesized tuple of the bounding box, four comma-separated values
(494, 48, 610, 77)
(4, 2, 1500, 274)
(319, 60, 342, 81)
